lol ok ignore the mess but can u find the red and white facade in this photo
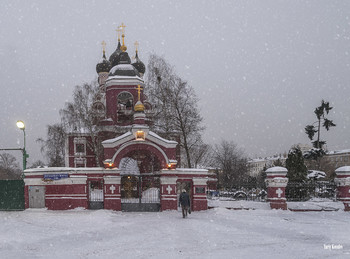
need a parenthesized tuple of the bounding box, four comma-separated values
(24, 31, 213, 211)
(335, 166, 350, 211)
(265, 166, 288, 210)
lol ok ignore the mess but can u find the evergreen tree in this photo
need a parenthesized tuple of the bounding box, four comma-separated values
(285, 147, 308, 182)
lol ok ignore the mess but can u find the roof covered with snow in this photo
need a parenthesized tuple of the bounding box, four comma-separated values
(265, 166, 288, 173)
(335, 166, 350, 172)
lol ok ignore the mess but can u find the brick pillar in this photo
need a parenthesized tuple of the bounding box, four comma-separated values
(335, 166, 350, 211)
(24, 185, 29, 209)
(160, 176, 178, 211)
(265, 167, 288, 210)
(192, 178, 208, 211)
(103, 176, 121, 211)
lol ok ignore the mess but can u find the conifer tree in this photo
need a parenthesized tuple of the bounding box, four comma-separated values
(285, 147, 307, 182)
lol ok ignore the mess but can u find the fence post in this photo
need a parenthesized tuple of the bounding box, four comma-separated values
(160, 174, 178, 211)
(335, 166, 350, 211)
(265, 167, 288, 210)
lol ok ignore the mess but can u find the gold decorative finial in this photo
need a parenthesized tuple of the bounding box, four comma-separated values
(134, 85, 145, 112)
(120, 23, 127, 52)
(136, 85, 143, 101)
(116, 28, 122, 42)
(101, 40, 106, 55)
(134, 41, 139, 53)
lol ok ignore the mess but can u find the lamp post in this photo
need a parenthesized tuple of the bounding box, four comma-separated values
(16, 120, 29, 171)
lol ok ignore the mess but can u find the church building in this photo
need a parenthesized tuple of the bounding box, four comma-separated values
(24, 24, 215, 212)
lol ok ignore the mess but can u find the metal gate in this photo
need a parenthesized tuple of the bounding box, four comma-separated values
(0, 180, 25, 210)
(29, 186, 45, 208)
(89, 180, 104, 209)
(121, 173, 160, 212)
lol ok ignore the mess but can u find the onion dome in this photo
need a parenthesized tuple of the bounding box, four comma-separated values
(134, 100, 145, 112)
(119, 51, 131, 64)
(132, 51, 145, 75)
(109, 64, 141, 77)
(96, 52, 112, 73)
(109, 41, 121, 67)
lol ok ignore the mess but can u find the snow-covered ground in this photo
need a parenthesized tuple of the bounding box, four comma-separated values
(1, 203, 350, 258)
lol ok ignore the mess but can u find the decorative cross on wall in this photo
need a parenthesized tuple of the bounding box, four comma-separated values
(166, 185, 173, 194)
(109, 185, 116, 194)
(276, 188, 283, 198)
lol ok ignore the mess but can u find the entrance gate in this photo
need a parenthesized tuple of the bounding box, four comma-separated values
(121, 173, 161, 212)
(0, 180, 25, 210)
(89, 180, 104, 209)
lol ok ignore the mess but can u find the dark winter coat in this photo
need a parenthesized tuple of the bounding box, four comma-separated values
(179, 192, 190, 207)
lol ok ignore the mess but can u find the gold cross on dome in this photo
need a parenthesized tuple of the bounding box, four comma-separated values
(134, 41, 139, 52)
(136, 85, 143, 101)
(116, 28, 122, 40)
(101, 40, 106, 53)
(120, 23, 126, 34)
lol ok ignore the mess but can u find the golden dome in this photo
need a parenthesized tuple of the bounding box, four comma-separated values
(134, 100, 145, 112)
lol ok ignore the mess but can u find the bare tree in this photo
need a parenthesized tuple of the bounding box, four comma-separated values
(59, 81, 104, 166)
(191, 142, 214, 168)
(212, 140, 249, 189)
(0, 153, 19, 170)
(29, 160, 46, 169)
(37, 123, 66, 167)
(0, 153, 21, 178)
(146, 54, 204, 168)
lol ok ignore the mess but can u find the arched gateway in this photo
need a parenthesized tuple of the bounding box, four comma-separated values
(102, 124, 178, 211)
(23, 25, 214, 211)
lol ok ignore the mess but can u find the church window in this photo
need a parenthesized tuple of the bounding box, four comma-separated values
(74, 137, 86, 156)
(76, 144, 85, 153)
(92, 102, 105, 115)
(117, 92, 134, 110)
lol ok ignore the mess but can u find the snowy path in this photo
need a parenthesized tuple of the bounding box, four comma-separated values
(1, 208, 350, 258)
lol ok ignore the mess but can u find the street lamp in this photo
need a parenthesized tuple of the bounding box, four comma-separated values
(16, 120, 29, 171)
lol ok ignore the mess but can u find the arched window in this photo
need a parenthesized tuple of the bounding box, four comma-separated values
(117, 92, 134, 110)
(92, 102, 105, 122)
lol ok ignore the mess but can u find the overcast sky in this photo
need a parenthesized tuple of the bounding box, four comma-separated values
(1, 0, 349, 166)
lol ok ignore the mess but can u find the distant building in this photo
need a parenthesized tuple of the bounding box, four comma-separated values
(248, 155, 287, 177)
(325, 149, 350, 168)
(248, 145, 350, 178)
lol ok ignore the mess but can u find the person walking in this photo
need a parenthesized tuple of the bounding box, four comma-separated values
(179, 189, 191, 218)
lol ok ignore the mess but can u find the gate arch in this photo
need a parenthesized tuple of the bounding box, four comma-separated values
(112, 141, 169, 170)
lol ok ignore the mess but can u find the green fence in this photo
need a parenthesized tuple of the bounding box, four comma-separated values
(0, 180, 25, 210)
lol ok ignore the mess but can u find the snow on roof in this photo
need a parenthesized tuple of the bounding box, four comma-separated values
(110, 64, 135, 71)
(307, 170, 326, 179)
(102, 131, 132, 144)
(335, 166, 350, 172)
(101, 118, 113, 122)
(327, 149, 350, 155)
(148, 131, 177, 144)
(265, 166, 287, 173)
(176, 168, 208, 172)
(24, 167, 107, 173)
(248, 155, 286, 163)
